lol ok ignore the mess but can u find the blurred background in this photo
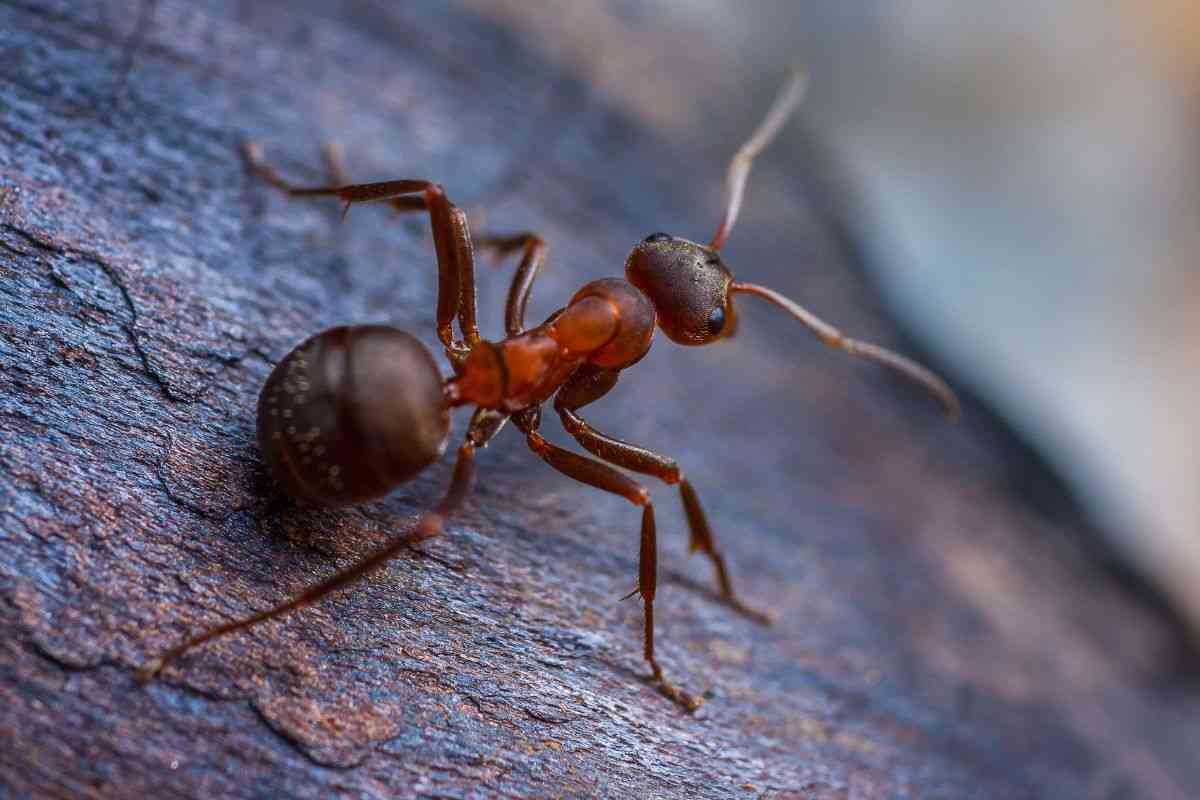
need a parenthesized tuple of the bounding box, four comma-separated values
(468, 0, 1200, 631)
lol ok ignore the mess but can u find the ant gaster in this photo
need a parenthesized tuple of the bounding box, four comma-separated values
(138, 72, 958, 710)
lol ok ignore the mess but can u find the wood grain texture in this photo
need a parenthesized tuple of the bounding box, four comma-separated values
(2, 1, 1199, 798)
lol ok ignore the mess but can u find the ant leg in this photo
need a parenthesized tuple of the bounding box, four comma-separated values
(554, 367, 770, 625)
(474, 233, 547, 335)
(241, 144, 479, 364)
(137, 436, 480, 684)
(512, 410, 701, 711)
(243, 142, 428, 216)
(464, 405, 510, 449)
(317, 144, 425, 212)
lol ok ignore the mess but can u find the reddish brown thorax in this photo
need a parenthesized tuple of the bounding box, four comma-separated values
(448, 278, 655, 411)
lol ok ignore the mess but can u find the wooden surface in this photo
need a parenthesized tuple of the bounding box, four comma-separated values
(2, 2, 1199, 798)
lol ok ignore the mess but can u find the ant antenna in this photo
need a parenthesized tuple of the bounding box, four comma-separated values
(731, 281, 961, 419)
(710, 69, 808, 251)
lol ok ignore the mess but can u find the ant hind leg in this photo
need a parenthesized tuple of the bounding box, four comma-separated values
(137, 432, 482, 684)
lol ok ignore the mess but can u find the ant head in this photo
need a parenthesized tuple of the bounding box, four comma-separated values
(623, 72, 809, 347)
(621, 71, 957, 418)
(626, 231, 960, 417)
(625, 233, 737, 346)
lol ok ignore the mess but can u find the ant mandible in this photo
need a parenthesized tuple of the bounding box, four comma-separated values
(138, 72, 958, 710)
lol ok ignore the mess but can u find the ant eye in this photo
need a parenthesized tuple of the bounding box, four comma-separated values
(706, 305, 726, 336)
(643, 232, 672, 243)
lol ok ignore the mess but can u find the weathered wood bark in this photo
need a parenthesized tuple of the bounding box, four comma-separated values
(2, 2, 1199, 798)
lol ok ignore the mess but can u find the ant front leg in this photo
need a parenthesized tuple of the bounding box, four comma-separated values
(511, 409, 701, 712)
(553, 366, 771, 625)
(242, 144, 479, 367)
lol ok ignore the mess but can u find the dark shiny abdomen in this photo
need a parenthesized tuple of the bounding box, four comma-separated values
(257, 325, 450, 506)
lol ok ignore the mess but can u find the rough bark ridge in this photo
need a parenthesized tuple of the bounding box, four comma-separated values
(2, 2, 1199, 798)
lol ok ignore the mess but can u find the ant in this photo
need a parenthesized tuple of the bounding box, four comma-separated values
(138, 72, 958, 710)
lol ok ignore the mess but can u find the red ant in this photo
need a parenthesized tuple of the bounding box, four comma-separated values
(138, 72, 958, 710)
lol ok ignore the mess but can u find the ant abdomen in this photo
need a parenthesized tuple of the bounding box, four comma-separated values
(257, 325, 450, 507)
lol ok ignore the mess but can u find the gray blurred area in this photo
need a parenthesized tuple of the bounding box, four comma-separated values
(632, 1, 1200, 631)
(792, 3, 1200, 633)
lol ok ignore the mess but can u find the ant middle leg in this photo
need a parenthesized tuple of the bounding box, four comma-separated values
(474, 233, 546, 335)
(241, 143, 479, 366)
(553, 367, 771, 625)
(511, 410, 701, 711)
